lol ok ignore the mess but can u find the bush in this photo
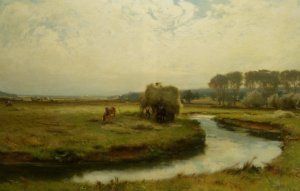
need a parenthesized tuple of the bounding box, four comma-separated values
(293, 94, 300, 108)
(267, 93, 300, 109)
(267, 94, 280, 108)
(277, 94, 296, 109)
(242, 91, 265, 108)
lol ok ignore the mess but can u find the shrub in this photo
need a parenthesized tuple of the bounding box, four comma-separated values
(293, 94, 300, 108)
(267, 94, 279, 108)
(242, 91, 265, 108)
(277, 94, 296, 109)
(267, 93, 300, 109)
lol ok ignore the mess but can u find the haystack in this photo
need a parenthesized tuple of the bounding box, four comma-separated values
(140, 83, 181, 122)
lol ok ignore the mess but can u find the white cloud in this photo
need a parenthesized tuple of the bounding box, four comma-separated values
(0, 0, 300, 95)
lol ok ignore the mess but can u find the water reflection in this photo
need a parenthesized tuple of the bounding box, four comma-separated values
(72, 115, 282, 184)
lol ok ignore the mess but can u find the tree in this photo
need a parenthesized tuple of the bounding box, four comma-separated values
(245, 70, 279, 104)
(280, 70, 300, 93)
(245, 71, 258, 90)
(280, 70, 291, 93)
(208, 74, 228, 106)
(140, 83, 181, 123)
(182, 90, 193, 104)
(268, 71, 280, 95)
(259, 70, 279, 97)
(208, 69, 299, 107)
(226, 71, 243, 105)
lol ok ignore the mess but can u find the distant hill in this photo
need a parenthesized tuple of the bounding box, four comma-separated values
(0, 90, 17, 97)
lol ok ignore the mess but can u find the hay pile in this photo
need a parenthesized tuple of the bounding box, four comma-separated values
(140, 83, 181, 122)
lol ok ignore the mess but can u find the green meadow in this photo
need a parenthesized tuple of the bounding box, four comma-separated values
(0, 101, 299, 191)
(0, 101, 204, 163)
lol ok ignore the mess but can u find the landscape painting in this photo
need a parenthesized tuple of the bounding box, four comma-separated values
(0, 0, 300, 191)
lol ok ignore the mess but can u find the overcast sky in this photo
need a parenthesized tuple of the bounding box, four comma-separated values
(1, 0, 300, 96)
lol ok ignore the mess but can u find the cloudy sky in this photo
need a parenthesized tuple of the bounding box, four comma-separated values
(1, 0, 300, 96)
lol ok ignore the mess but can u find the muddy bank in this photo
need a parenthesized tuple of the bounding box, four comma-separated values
(0, 134, 206, 182)
(0, 133, 205, 165)
(214, 117, 289, 140)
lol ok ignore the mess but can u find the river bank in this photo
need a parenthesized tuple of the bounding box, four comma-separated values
(98, 107, 299, 191)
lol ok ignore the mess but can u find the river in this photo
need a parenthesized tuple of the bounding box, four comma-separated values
(71, 115, 282, 184)
(0, 115, 282, 184)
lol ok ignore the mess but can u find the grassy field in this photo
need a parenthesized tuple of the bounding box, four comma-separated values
(0, 101, 300, 191)
(0, 101, 205, 163)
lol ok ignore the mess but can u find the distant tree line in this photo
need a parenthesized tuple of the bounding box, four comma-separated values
(121, 90, 203, 103)
(181, 90, 201, 103)
(208, 71, 243, 106)
(208, 70, 300, 108)
(119, 92, 142, 102)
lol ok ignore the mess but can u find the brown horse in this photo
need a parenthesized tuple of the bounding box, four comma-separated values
(102, 107, 116, 121)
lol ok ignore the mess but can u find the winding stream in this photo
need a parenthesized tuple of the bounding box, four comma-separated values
(0, 115, 282, 184)
(72, 115, 282, 184)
